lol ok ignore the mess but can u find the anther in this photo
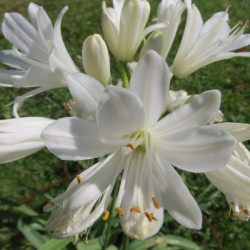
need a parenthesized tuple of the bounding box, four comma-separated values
(227, 4, 232, 8)
(152, 197, 160, 209)
(151, 213, 158, 221)
(231, 212, 237, 218)
(238, 20, 243, 26)
(76, 175, 82, 184)
(127, 143, 136, 150)
(115, 207, 125, 216)
(145, 211, 153, 222)
(243, 209, 250, 216)
(102, 210, 110, 220)
(130, 206, 141, 213)
(84, 240, 89, 244)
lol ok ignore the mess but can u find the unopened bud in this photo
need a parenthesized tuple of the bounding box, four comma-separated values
(82, 34, 110, 86)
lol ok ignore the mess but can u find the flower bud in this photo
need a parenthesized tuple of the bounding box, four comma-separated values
(102, 0, 150, 62)
(82, 34, 110, 86)
(139, 30, 164, 58)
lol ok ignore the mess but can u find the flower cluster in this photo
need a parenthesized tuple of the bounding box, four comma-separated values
(0, 0, 249, 241)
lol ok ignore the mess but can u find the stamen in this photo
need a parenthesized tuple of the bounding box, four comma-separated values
(231, 212, 237, 218)
(115, 207, 125, 216)
(127, 143, 136, 150)
(130, 206, 141, 213)
(84, 240, 89, 244)
(227, 4, 232, 8)
(151, 213, 158, 221)
(76, 175, 82, 184)
(145, 211, 153, 222)
(48, 200, 55, 206)
(73, 234, 78, 243)
(102, 210, 110, 220)
(238, 20, 243, 26)
(152, 197, 160, 209)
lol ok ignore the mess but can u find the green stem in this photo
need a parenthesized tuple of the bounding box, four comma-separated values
(102, 179, 120, 250)
(122, 234, 129, 250)
(120, 62, 129, 89)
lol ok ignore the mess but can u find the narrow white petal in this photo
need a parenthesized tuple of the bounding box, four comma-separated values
(154, 156, 202, 229)
(154, 90, 221, 134)
(130, 51, 171, 128)
(67, 73, 104, 121)
(42, 117, 115, 160)
(155, 126, 236, 173)
(215, 123, 250, 142)
(63, 153, 124, 212)
(97, 85, 144, 135)
(0, 117, 54, 163)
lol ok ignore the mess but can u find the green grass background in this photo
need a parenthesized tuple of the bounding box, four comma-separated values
(0, 0, 249, 249)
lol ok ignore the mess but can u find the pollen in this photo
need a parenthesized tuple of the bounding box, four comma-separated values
(127, 142, 136, 150)
(152, 196, 160, 209)
(76, 175, 82, 184)
(115, 207, 125, 216)
(130, 206, 141, 213)
(102, 210, 110, 220)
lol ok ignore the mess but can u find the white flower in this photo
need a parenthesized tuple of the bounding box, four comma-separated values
(42, 51, 236, 239)
(82, 34, 110, 86)
(206, 123, 250, 221)
(0, 3, 79, 116)
(172, 3, 250, 78)
(101, 0, 165, 62)
(0, 117, 54, 164)
(156, 0, 186, 59)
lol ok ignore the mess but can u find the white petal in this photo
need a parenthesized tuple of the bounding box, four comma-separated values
(215, 123, 250, 142)
(154, 90, 221, 134)
(67, 73, 104, 121)
(97, 85, 144, 135)
(63, 153, 124, 212)
(155, 125, 237, 173)
(0, 117, 54, 163)
(42, 117, 115, 160)
(130, 51, 171, 128)
(154, 156, 202, 229)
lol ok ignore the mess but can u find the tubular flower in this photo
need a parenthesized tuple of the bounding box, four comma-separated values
(206, 123, 250, 221)
(172, 3, 250, 78)
(101, 0, 165, 62)
(82, 34, 110, 86)
(0, 117, 54, 163)
(156, 0, 186, 59)
(42, 51, 236, 239)
(0, 2, 79, 116)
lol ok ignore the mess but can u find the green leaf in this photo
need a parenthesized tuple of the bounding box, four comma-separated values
(38, 238, 72, 250)
(17, 218, 46, 248)
(14, 204, 39, 216)
(165, 235, 200, 250)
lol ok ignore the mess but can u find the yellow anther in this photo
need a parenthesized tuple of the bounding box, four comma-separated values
(48, 200, 56, 206)
(238, 20, 243, 26)
(115, 207, 125, 216)
(151, 213, 158, 221)
(76, 175, 82, 184)
(145, 211, 153, 222)
(127, 143, 136, 150)
(130, 206, 141, 213)
(102, 210, 110, 220)
(231, 212, 237, 218)
(84, 240, 89, 244)
(227, 4, 232, 8)
(152, 197, 160, 209)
